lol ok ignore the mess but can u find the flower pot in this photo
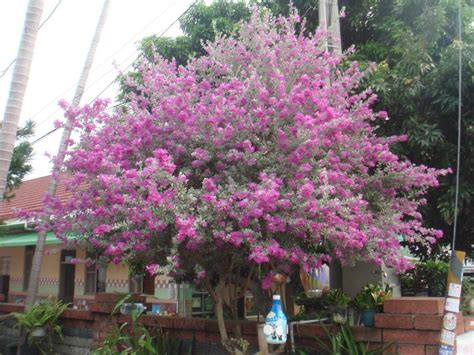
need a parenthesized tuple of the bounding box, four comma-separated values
(271, 273, 287, 284)
(30, 326, 47, 338)
(360, 309, 377, 327)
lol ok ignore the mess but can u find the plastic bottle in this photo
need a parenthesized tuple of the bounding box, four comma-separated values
(263, 295, 287, 344)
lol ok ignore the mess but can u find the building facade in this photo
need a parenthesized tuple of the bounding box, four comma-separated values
(0, 176, 183, 313)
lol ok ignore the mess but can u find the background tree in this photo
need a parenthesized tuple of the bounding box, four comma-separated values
(6, 120, 35, 196)
(340, 0, 474, 256)
(140, 0, 251, 66)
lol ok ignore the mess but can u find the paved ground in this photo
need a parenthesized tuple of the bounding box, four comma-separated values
(457, 330, 474, 354)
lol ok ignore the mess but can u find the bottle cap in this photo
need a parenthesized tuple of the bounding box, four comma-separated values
(273, 295, 281, 300)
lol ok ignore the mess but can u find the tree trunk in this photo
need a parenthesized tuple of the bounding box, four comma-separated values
(215, 291, 251, 355)
(25, 0, 110, 306)
(215, 295, 231, 351)
(0, 0, 44, 199)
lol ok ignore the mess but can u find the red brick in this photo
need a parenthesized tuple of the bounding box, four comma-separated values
(414, 315, 443, 330)
(155, 315, 175, 329)
(241, 320, 257, 336)
(352, 326, 382, 342)
(456, 318, 465, 335)
(94, 292, 146, 303)
(463, 316, 474, 332)
(194, 330, 222, 343)
(61, 308, 94, 320)
(392, 344, 425, 355)
(384, 297, 444, 315)
(94, 292, 121, 303)
(205, 318, 219, 333)
(0, 303, 24, 313)
(174, 317, 206, 330)
(296, 324, 337, 339)
(375, 314, 414, 329)
(425, 345, 439, 355)
(382, 329, 440, 345)
(89, 302, 115, 313)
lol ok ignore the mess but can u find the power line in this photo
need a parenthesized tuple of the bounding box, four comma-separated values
(87, 0, 199, 104)
(32, 0, 198, 145)
(31, 1, 179, 129)
(0, 0, 63, 79)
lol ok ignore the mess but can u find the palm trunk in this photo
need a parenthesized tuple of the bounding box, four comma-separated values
(0, 0, 44, 199)
(25, 0, 110, 306)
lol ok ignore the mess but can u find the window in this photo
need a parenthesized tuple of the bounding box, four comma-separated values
(84, 252, 107, 294)
(129, 274, 143, 294)
(128, 273, 155, 295)
(84, 251, 97, 295)
(1, 256, 11, 275)
(23, 246, 35, 291)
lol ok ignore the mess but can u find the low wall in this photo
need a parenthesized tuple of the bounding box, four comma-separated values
(1, 295, 473, 354)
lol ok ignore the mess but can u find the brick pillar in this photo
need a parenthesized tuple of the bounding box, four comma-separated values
(374, 297, 465, 354)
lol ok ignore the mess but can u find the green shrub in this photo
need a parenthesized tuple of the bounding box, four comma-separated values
(13, 298, 68, 354)
(352, 284, 392, 311)
(93, 294, 188, 355)
(400, 260, 448, 297)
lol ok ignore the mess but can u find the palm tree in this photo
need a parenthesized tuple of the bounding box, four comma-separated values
(0, 0, 44, 199)
(25, 0, 110, 306)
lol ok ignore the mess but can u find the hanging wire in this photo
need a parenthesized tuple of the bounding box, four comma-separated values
(452, 0, 463, 250)
(31, 0, 198, 145)
(0, 0, 63, 79)
(86, 0, 199, 106)
(32, 0, 179, 129)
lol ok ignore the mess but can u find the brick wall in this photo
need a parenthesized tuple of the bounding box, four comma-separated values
(1, 295, 473, 354)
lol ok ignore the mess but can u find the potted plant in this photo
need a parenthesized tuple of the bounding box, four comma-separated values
(352, 284, 392, 327)
(324, 289, 350, 324)
(13, 298, 68, 354)
(294, 292, 327, 318)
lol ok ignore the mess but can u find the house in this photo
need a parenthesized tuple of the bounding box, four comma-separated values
(0, 176, 185, 313)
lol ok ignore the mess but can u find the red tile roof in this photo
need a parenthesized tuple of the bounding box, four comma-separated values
(0, 175, 70, 221)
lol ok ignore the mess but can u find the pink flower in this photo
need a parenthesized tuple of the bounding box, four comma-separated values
(261, 274, 273, 290)
(146, 263, 160, 275)
(93, 224, 112, 236)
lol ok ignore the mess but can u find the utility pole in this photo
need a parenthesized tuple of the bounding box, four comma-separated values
(25, 0, 111, 306)
(318, 0, 343, 289)
(318, 0, 342, 54)
(0, 0, 44, 199)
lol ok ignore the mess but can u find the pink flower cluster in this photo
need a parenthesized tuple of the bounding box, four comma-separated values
(39, 10, 447, 283)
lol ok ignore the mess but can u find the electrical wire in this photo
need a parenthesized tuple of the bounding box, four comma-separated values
(31, 1, 179, 129)
(0, 0, 63, 79)
(452, 0, 463, 250)
(32, 0, 198, 145)
(86, 0, 199, 105)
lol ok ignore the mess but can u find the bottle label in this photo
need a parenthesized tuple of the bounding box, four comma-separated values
(264, 312, 287, 344)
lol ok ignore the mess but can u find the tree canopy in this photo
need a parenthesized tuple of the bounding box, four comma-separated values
(38, 10, 445, 352)
(5, 120, 35, 198)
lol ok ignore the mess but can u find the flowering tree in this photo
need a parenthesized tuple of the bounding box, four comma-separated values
(37, 10, 447, 354)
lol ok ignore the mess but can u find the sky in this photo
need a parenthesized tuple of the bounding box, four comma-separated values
(0, 0, 195, 180)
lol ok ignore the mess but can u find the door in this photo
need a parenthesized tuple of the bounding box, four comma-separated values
(58, 250, 76, 304)
(23, 246, 35, 291)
